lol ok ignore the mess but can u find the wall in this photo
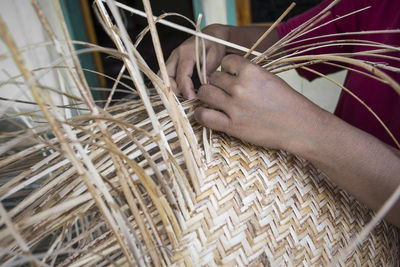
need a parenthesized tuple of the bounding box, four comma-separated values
(0, 0, 79, 118)
(277, 70, 345, 113)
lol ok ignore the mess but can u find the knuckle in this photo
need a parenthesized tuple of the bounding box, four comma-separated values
(221, 54, 233, 65)
(241, 63, 255, 74)
(250, 64, 263, 76)
(197, 85, 209, 99)
(227, 54, 241, 64)
(209, 71, 219, 84)
(224, 54, 236, 61)
(194, 108, 207, 125)
(179, 40, 194, 52)
(175, 46, 185, 56)
(231, 84, 242, 96)
(168, 49, 179, 62)
(170, 48, 178, 57)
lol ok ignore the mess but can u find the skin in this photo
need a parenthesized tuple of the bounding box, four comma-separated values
(165, 24, 400, 227)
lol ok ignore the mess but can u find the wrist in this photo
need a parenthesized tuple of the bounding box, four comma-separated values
(284, 102, 332, 161)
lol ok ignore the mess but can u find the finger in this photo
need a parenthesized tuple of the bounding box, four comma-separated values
(169, 78, 178, 95)
(208, 71, 236, 95)
(165, 51, 180, 95)
(197, 84, 231, 111)
(182, 83, 196, 100)
(165, 50, 178, 78)
(220, 54, 248, 76)
(176, 58, 196, 99)
(205, 48, 222, 77)
(194, 107, 231, 133)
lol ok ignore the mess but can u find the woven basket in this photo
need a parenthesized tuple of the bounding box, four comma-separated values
(2, 97, 398, 266)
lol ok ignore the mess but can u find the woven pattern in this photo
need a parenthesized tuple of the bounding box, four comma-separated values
(1, 99, 398, 266)
(176, 135, 399, 266)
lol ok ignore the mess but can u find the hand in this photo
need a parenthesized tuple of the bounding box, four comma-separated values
(194, 54, 325, 152)
(197, 58, 400, 228)
(165, 24, 229, 99)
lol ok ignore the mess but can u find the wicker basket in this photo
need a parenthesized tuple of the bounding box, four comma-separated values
(2, 98, 398, 266)
(1, 1, 399, 264)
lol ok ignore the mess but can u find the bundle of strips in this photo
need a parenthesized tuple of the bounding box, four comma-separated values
(1, 0, 400, 266)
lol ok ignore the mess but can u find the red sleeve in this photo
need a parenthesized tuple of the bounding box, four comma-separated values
(277, 0, 365, 81)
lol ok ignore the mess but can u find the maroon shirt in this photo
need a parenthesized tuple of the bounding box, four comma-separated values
(277, 0, 400, 148)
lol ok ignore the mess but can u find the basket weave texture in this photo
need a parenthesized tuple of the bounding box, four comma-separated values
(179, 134, 399, 266)
(1, 99, 399, 266)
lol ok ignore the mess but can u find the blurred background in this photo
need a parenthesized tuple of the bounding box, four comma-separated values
(0, 0, 344, 116)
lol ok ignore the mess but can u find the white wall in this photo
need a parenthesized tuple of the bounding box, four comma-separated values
(277, 70, 345, 113)
(0, 0, 78, 118)
(201, 0, 228, 25)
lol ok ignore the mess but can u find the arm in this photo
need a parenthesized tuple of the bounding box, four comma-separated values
(195, 54, 400, 227)
(301, 110, 400, 226)
(165, 24, 279, 99)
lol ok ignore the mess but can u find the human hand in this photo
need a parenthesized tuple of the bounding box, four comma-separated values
(165, 24, 229, 99)
(194, 54, 325, 152)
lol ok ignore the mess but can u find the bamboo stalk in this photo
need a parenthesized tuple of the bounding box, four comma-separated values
(0, 12, 138, 265)
(244, 2, 295, 58)
(140, 0, 205, 196)
(1, 1, 399, 266)
(104, 65, 126, 109)
(270, 54, 400, 95)
(290, 6, 371, 44)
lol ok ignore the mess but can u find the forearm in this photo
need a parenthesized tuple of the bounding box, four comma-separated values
(290, 106, 400, 226)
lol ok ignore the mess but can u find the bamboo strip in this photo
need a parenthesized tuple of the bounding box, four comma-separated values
(244, 3, 296, 58)
(1, 1, 399, 266)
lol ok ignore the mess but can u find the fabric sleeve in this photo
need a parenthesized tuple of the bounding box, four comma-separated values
(276, 0, 362, 81)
